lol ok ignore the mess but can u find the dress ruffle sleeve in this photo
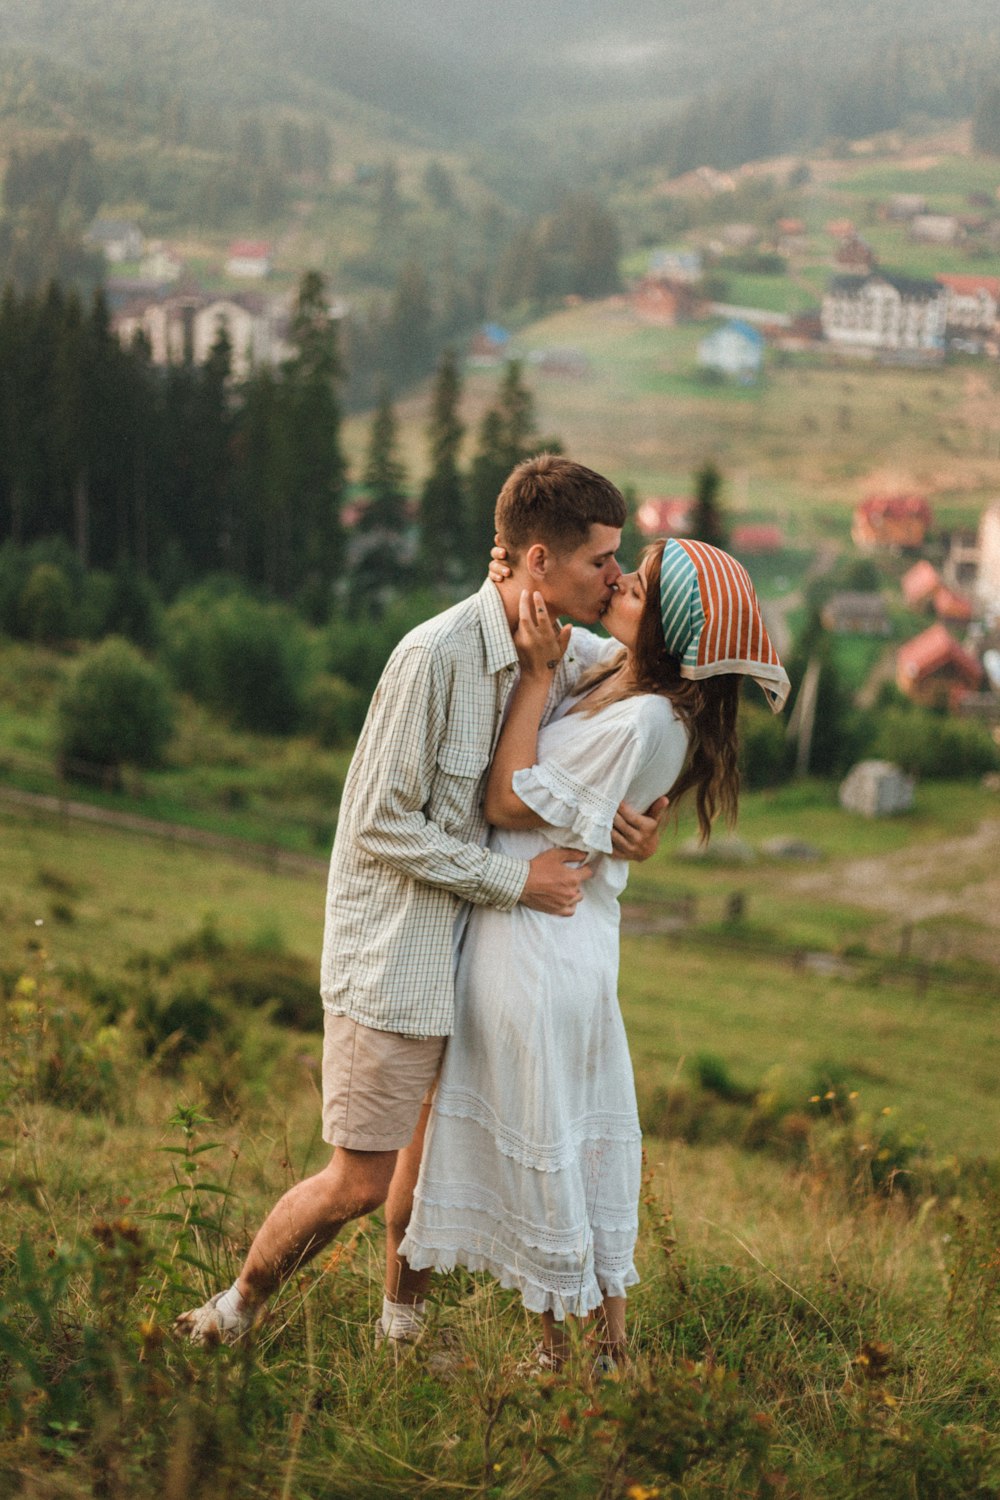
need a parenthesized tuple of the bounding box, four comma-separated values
(511, 710, 646, 854)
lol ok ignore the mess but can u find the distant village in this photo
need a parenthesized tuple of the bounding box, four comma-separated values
(91, 169, 1000, 382)
(87, 184, 1000, 738)
(637, 489, 1000, 743)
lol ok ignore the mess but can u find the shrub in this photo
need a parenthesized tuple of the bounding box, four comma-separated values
(56, 636, 174, 772)
(874, 707, 999, 778)
(164, 588, 310, 733)
(325, 589, 447, 698)
(3, 971, 132, 1117)
(81, 567, 162, 648)
(739, 700, 790, 787)
(18, 562, 74, 643)
(302, 672, 367, 746)
(0, 538, 83, 637)
(692, 1051, 754, 1103)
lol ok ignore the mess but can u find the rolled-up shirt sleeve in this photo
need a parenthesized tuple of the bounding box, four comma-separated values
(351, 643, 528, 909)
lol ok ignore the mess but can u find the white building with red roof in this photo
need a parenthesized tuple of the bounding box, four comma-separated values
(896, 623, 982, 709)
(853, 493, 933, 551)
(636, 498, 691, 537)
(901, 559, 940, 609)
(937, 274, 1000, 333)
(226, 241, 273, 278)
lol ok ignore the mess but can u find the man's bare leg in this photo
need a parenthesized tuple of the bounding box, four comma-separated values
(235, 1147, 398, 1305)
(383, 1092, 434, 1306)
(175, 1146, 399, 1343)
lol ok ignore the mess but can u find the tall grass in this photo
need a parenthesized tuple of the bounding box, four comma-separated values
(1, 921, 998, 1498)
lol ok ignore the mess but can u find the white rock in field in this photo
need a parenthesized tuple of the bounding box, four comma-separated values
(839, 760, 915, 817)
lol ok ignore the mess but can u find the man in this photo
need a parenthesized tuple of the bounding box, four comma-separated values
(176, 454, 665, 1346)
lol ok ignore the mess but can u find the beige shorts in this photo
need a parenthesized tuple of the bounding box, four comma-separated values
(321, 1013, 445, 1151)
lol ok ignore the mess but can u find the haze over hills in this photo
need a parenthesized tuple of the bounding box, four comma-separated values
(1, 0, 999, 150)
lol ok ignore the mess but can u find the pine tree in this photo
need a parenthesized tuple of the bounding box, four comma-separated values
(419, 349, 466, 584)
(375, 160, 403, 235)
(497, 359, 536, 459)
(690, 461, 728, 549)
(278, 270, 347, 612)
(361, 383, 408, 536)
(230, 365, 282, 593)
(619, 483, 644, 571)
(467, 407, 510, 564)
(386, 261, 433, 387)
(466, 360, 541, 562)
(973, 85, 1000, 155)
(353, 382, 411, 598)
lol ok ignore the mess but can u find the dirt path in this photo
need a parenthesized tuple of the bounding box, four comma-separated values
(789, 816, 1000, 927)
(0, 785, 328, 878)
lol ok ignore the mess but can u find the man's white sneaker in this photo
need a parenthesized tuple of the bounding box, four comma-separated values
(174, 1289, 255, 1346)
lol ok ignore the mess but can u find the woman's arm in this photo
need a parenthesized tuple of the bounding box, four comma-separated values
(484, 591, 570, 829)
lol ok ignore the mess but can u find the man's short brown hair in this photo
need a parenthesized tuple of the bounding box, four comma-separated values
(495, 453, 626, 561)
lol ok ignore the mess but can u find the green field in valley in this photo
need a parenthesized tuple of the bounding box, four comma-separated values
(2, 778, 998, 1497)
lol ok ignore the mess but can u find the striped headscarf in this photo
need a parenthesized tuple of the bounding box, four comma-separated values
(659, 538, 790, 712)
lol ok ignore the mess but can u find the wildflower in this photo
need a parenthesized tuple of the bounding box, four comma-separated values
(626, 1486, 661, 1500)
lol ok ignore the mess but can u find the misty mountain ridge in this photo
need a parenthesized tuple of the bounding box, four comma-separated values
(1, 0, 998, 150)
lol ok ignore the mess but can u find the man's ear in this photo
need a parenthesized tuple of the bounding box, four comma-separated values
(524, 542, 549, 580)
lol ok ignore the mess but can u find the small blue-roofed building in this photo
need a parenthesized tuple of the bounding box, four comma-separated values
(469, 323, 512, 365)
(697, 319, 765, 382)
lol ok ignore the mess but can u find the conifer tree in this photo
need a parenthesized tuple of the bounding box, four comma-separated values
(467, 360, 541, 561)
(690, 461, 728, 549)
(279, 270, 347, 613)
(352, 382, 411, 600)
(973, 85, 1000, 155)
(386, 262, 433, 387)
(419, 349, 465, 584)
(467, 407, 510, 563)
(361, 382, 408, 537)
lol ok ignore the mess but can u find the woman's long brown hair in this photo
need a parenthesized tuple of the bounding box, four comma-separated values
(577, 540, 741, 842)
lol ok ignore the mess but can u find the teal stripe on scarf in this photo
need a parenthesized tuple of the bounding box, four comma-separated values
(659, 539, 704, 668)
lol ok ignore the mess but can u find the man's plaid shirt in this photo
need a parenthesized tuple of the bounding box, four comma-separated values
(320, 579, 614, 1037)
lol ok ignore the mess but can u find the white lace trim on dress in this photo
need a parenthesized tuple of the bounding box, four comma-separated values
(432, 1086, 641, 1173)
(511, 762, 618, 854)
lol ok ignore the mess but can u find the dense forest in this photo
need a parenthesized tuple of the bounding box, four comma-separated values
(0, 275, 553, 618)
(3, 0, 999, 146)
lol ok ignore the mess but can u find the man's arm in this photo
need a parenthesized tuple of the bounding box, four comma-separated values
(351, 642, 588, 914)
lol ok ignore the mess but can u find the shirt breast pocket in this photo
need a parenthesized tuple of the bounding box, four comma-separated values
(432, 741, 491, 836)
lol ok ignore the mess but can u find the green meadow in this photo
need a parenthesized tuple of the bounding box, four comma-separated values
(2, 770, 998, 1497)
(343, 300, 1000, 534)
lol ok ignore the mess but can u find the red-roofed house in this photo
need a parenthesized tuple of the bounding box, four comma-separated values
(853, 494, 932, 551)
(896, 623, 982, 708)
(902, 559, 940, 609)
(226, 241, 273, 278)
(933, 585, 973, 623)
(636, 498, 691, 537)
(631, 277, 698, 326)
(937, 274, 1000, 333)
(731, 524, 784, 554)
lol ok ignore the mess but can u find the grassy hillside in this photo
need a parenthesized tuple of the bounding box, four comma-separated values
(343, 296, 1000, 528)
(1, 787, 998, 1497)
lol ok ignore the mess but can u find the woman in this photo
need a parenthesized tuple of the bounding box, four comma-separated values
(399, 538, 789, 1369)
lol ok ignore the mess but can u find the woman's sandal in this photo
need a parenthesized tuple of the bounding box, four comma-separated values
(514, 1342, 561, 1377)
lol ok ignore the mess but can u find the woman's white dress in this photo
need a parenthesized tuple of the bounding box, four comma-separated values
(399, 691, 689, 1319)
